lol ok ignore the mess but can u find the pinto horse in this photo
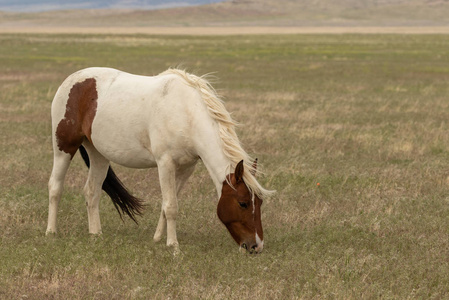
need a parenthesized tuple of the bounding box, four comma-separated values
(47, 67, 273, 253)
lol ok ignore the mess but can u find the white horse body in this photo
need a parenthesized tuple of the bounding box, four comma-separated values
(53, 68, 227, 176)
(48, 67, 271, 252)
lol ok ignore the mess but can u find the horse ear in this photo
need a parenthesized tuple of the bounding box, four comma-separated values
(251, 158, 258, 176)
(234, 160, 244, 183)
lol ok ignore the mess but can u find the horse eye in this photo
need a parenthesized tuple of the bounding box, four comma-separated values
(238, 202, 248, 209)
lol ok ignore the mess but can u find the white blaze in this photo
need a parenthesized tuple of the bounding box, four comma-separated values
(251, 192, 255, 214)
(255, 232, 264, 252)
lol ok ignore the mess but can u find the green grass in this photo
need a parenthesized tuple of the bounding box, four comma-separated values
(1, 33, 449, 299)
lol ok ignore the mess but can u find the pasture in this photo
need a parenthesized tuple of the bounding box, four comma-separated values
(1, 33, 449, 298)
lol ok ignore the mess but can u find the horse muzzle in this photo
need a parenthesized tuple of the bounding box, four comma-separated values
(239, 241, 264, 254)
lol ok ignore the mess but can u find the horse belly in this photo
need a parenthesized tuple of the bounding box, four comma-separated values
(90, 112, 157, 169)
(99, 145, 156, 169)
(92, 136, 156, 169)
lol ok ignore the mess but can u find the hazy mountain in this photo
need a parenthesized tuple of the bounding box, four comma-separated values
(1, 0, 449, 27)
(0, 0, 224, 12)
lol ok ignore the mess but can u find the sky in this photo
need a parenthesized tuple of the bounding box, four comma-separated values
(0, 0, 224, 12)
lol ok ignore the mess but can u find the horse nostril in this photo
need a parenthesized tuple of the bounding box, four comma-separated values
(248, 244, 258, 254)
(241, 243, 259, 253)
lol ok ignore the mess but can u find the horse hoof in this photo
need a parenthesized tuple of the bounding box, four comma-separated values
(45, 230, 57, 237)
(167, 242, 180, 256)
(173, 247, 181, 256)
(89, 232, 103, 240)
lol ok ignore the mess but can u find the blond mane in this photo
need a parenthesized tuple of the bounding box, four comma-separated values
(159, 68, 274, 199)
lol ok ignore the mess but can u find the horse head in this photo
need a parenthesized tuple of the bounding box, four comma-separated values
(217, 159, 264, 253)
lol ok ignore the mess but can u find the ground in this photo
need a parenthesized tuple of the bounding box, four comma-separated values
(1, 32, 449, 298)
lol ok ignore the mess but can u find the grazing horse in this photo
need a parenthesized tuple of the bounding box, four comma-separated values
(47, 67, 274, 253)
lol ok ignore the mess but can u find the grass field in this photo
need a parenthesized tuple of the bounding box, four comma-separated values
(1, 33, 449, 299)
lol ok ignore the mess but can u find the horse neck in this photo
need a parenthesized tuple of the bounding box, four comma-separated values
(198, 140, 230, 198)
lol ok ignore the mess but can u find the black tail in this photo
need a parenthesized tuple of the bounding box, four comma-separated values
(79, 145, 144, 224)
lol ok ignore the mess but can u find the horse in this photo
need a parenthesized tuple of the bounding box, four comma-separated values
(47, 67, 274, 253)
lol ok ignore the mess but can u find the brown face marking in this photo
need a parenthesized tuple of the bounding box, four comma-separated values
(56, 78, 98, 158)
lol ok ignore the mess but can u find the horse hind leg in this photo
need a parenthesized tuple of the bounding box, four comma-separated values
(82, 143, 110, 235)
(47, 150, 72, 235)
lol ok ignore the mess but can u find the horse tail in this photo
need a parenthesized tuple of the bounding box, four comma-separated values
(79, 145, 144, 224)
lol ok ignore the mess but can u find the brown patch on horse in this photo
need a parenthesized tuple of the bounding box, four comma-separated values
(56, 78, 98, 158)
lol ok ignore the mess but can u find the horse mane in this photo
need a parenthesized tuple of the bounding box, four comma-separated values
(159, 68, 275, 199)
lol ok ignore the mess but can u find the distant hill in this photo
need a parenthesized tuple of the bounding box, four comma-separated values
(0, 0, 224, 12)
(1, 0, 449, 27)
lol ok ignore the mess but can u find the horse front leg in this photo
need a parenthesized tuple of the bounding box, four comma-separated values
(154, 157, 179, 251)
(153, 163, 195, 244)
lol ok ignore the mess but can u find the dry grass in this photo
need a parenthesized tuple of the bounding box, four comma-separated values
(1, 33, 449, 298)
